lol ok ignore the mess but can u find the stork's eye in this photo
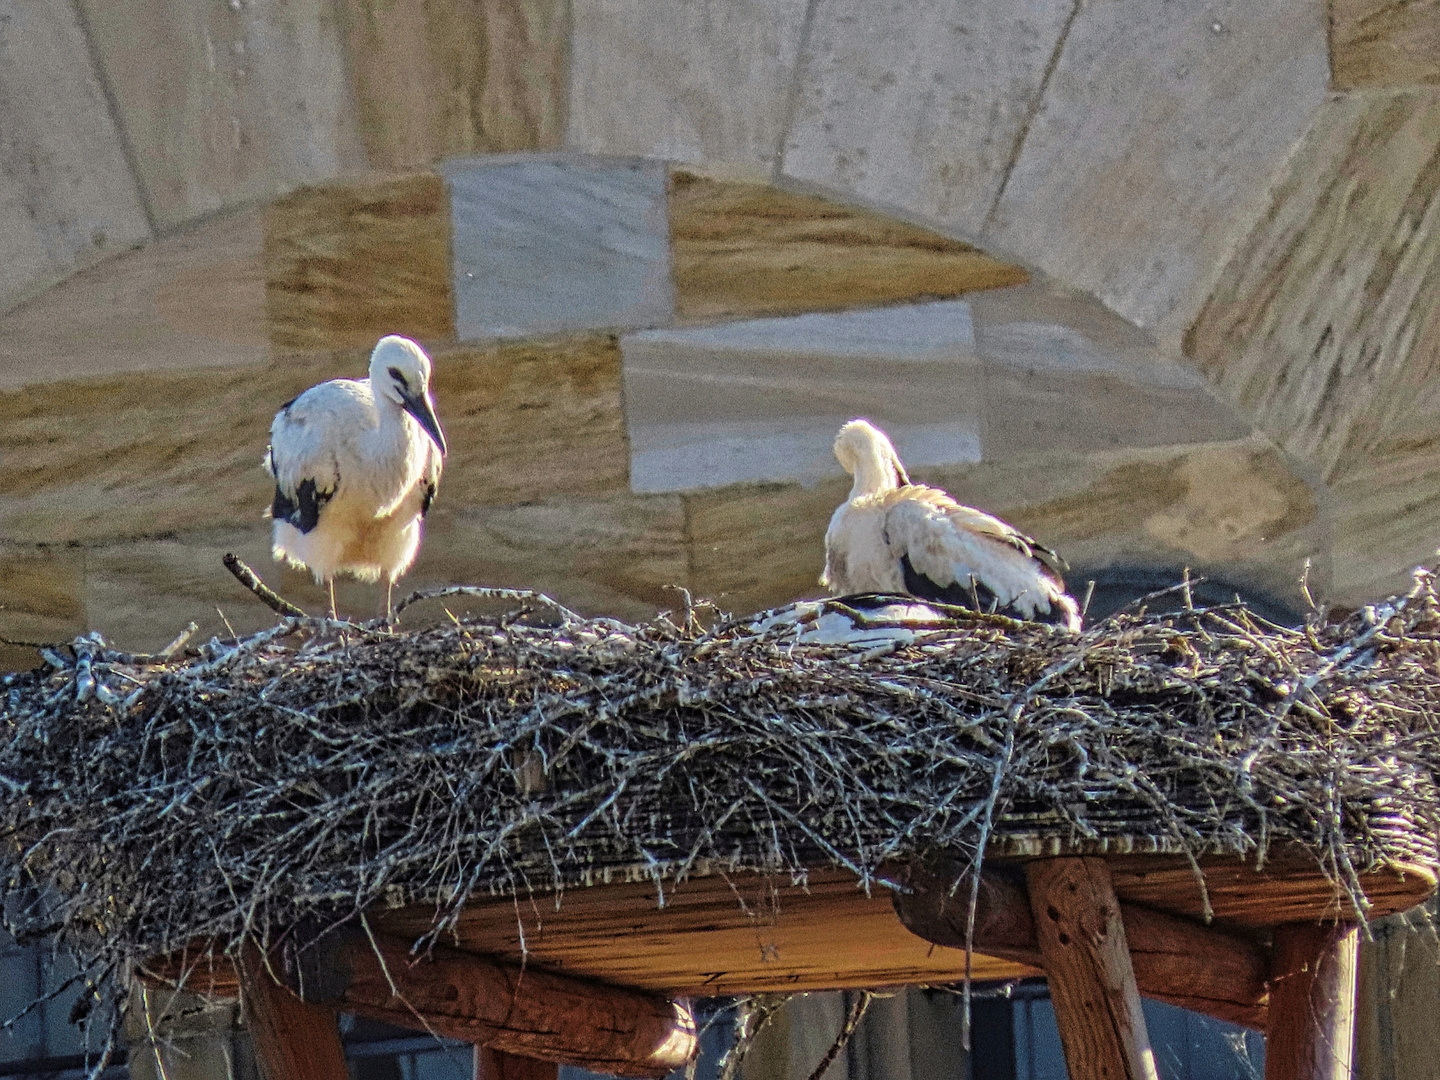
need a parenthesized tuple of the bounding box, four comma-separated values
(387, 366, 409, 390)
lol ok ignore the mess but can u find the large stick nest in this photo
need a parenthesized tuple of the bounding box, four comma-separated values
(3, 573, 1440, 1032)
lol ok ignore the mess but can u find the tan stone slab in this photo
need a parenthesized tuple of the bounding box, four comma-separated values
(0, 545, 86, 672)
(265, 173, 455, 350)
(78, 491, 685, 655)
(418, 494, 688, 622)
(567, 0, 809, 168)
(76, 0, 365, 232)
(1187, 90, 1440, 481)
(0, 0, 151, 311)
(0, 208, 265, 391)
(430, 335, 629, 506)
(0, 335, 623, 545)
(1329, 446, 1440, 606)
(336, 0, 568, 170)
(1332, 0, 1440, 90)
(986, 0, 1328, 338)
(684, 438, 1321, 617)
(669, 173, 1027, 322)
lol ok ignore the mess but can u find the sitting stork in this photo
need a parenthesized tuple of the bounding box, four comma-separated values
(265, 335, 447, 620)
(821, 419, 1081, 631)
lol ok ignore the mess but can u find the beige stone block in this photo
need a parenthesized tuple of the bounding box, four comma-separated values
(265, 173, 455, 350)
(684, 437, 1321, 618)
(337, 0, 569, 169)
(987, 0, 1328, 337)
(972, 284, 1252, 459)
(0, 356, 352, 545)
(685, 478, 846, 615)
(0, 0, 151, 310)
(432, 335, 628, 506)
(419, 494, 688, 622)
(0, 336, 622, 546)
(0, 207, 266, 391)
(1188, 90, 1440, 481)
(1332, 0, 1440, 90)
(1329, 446, 1440, 606)
(0, 545, 86, 671)
(77, 0, 365, 232)
(781, 0, 1076, 235)
(669, 173, 1028, 323)
(567, 0, 809, 168)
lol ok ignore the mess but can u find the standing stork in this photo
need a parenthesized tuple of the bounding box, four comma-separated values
(265, 335, 447, 620)
(821, 419, 1081, 631)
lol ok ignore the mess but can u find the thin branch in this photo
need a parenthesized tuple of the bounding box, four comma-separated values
(222, 554, 307, 618)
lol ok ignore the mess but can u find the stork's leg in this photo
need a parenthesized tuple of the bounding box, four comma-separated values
(327, 579, 337, 621)
(385, 580, 394, 623)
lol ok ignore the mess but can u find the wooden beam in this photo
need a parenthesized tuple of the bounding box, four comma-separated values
(475, 1046, 562, 1080)
(1025, 857, 1160, 1080)
(1265, 922, 1359, 1080)
(237, 944, 350, 1080)
(285, 927, 696, 1078)
(892, 862, 1269, 1029)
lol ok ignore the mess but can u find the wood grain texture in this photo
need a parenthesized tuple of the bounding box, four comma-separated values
(237, 945, 349, 1080)
(1104, 853, 1435, 928)
(892, 865, 1269, 1029)
(668, 172, 1028, 323)
(289, 930, 695, 1077)
(1331, 0, 1440, 89)
(1354, 901, 1440, 1080)
(1187, 90, 1440, 483)
(475, 1048, 561, 1080)
(1025, 858, 1159, 1080)
(372, 870, 1039, 995)
(337, 0, 567, 170)
(265, 173, 454, 349)
(1265, 923, 1359, 1080)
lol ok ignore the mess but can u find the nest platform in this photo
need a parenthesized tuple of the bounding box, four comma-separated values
(5, 577, 1440, 1080)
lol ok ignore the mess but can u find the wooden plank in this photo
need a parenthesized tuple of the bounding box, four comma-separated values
(1265, 923, 1359, 1080)
(893, 864, 1269, 1029)
(236, 944, 349, 1080)
(475, 1047, 562, 1080)
(370, 870, 1040, 994)
(288, 928, 695, 1078)
(1025, 858, 1160, 1080)
(1104, 853, 1435, 928)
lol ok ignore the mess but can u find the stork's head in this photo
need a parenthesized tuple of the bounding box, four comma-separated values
(833, 418, 911, 496)
(370, 335, 447, 456)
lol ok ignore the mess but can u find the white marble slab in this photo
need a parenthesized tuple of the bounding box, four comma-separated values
(566, 0, 810, 169)
(622, 301, 982, 493)
(446, 155, 675, 338)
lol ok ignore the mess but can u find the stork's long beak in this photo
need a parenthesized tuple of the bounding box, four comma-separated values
(402, 391, 448, 456)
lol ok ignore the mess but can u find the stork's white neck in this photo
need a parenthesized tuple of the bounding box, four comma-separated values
(849, 440, 903, 500)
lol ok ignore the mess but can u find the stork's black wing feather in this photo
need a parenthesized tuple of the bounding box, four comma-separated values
(271, 478, 334, 534)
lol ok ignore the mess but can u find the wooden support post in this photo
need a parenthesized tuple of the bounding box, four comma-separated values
(1025, 858, 1160, 1080)
(893, 862, 1270, 1029)
(1264, 922, 1359, 1080)
(475, 1046, 562, 1080)
(237, 944, 349, 1080)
